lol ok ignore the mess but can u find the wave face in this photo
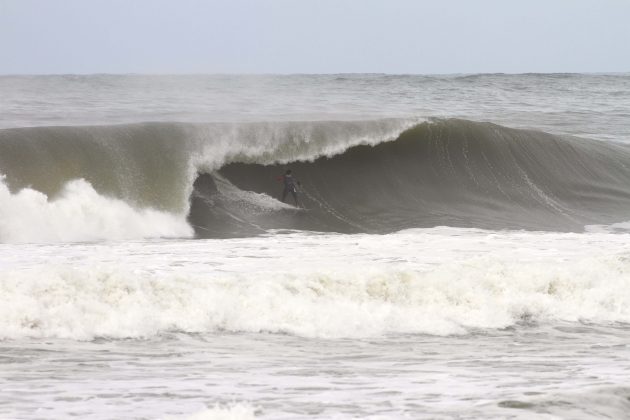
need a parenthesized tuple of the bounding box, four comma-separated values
(198, 119, 630, 236)
(2, 118, 630, 242)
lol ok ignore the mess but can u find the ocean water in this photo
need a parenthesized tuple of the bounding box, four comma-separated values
(1, 74, 630, 419)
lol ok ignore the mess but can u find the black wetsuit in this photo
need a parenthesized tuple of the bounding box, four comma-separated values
(282, 174, 299, 205)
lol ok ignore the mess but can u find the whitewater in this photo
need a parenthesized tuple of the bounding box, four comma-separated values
(1, 74, 630, 419)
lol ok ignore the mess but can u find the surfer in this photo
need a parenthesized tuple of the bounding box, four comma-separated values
(278, 169, 300, 206)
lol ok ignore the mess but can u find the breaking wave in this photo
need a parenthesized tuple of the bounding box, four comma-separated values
(1, 251, 630, 340)
(1, 118, 630, 242)
(0, 177, 191, 243)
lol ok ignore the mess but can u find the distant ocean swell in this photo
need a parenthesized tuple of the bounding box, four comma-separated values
(1, 118, 630, 242)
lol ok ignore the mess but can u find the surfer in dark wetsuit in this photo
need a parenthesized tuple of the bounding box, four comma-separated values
(279, 169, 300, 206)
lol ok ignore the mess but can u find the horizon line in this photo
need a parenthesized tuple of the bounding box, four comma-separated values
(1, 71, 629, 77)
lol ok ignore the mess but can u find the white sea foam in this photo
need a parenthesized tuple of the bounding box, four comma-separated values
(166, 403, 256, 420)
(213, 174, 295, 211)
(0, 178, 193, 243)
(1, 232, 629, 340)
(586, 220, 630, 233)
(495, 386, 630, 420)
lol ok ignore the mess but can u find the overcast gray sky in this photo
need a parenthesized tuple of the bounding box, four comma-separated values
(1, 0, 628, 74)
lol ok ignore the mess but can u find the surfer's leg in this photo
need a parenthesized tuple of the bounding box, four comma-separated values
(292, 190, 298, 206)
(282, 188, 288, 202)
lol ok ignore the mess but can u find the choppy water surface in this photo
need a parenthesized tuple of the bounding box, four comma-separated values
(2, 327, 629, 420)
(1, 74, 630, 419)
(2, 229, 630, 418)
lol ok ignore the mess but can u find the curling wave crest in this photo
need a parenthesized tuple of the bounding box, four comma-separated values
(2, 118, 630, 242)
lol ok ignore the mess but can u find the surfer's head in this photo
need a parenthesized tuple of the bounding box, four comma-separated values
(285, 169, 292, 175)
